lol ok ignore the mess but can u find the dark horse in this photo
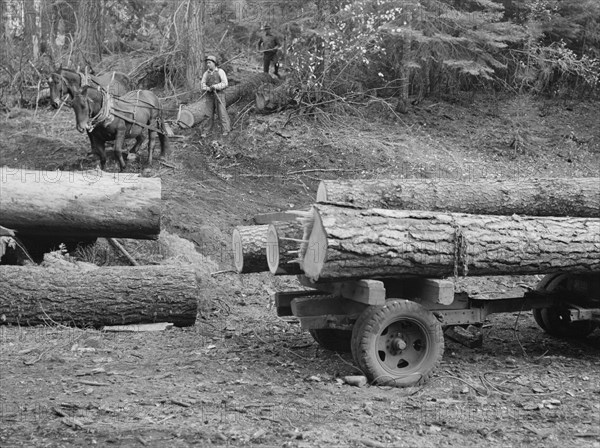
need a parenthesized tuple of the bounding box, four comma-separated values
(48, 67, 132, 109)
(72, 86, 170, 171)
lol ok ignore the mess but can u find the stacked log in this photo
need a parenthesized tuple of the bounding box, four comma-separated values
(266, 221, 305, 275)
(235, 177, 600, 281)
(298, 204, 600, 282)
(0, 168, 161, 240)
(231, 212, 311, 275)
(232, 225, 270, 273)
(0, 264, 198, 327)
(316, 178, 600, 216)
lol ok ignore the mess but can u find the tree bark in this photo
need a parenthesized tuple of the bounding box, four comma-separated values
(266, 221, 305, 275)
(182, 73, 278, 127)
(23, 0, 40, 60)
(317, 178, 600, 217)
(232, 225, 269, 273)
(395, 16, 412, 114)
(300, 205, 600, 282)
(184, 0, 205, 91)
(0, 168, 161, 240)
(0, 264, 198, 327)
(75, 0, 103, 66)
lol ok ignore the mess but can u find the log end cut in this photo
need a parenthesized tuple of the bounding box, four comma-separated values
(266, 224, 280, 275)
(301, 207, 328, 282)
(316, 181, 328, 203)
(232, 227, 244, 273)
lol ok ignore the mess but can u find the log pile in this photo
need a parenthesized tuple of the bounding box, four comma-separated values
(232, 177, 600, 282)
(1, 168, 198, 327)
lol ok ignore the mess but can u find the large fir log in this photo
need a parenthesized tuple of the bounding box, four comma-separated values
(0, 168, 161, 240)
(300, 205, 600, 282)
(266, 221, 305, 275)
(182, 73, 279, 127)
(0, 264, 198, 327)
(255, 81, 300, 114)
(316, 178, 600, 217)
(232, 225, 269, 273)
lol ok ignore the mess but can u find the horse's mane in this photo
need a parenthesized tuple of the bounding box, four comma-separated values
(58, 67, 82, 84)
(81, 85, 104, 101)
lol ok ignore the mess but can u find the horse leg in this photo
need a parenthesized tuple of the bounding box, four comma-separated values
(129, 134, 145, 155)
(147, 130, 157, 166)
(89, 133, 107, 170)
(158, 131, 170, 160)
(114, 130, 127, 171)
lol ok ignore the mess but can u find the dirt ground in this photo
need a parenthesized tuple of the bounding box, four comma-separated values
(1, 92, 600, 447)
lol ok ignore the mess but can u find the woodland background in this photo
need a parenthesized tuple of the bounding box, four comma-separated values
(1, 0, 599, 111)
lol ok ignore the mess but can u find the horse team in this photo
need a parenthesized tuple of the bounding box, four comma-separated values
(48, 67, 170, 171)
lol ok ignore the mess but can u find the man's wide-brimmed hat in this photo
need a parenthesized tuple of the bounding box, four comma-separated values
(262, 24, 271, 30)
(205, 55, 218, 64)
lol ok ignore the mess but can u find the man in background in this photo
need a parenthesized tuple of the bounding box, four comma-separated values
(257, 24, 281, 77)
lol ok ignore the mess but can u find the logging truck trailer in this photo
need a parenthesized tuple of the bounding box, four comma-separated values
(274, 272, 600, 387)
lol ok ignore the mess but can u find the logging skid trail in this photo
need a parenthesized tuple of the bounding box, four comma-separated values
(1, 92, 600, 447)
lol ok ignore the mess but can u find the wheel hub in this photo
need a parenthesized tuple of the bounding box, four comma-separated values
(390, 334, 407, 352)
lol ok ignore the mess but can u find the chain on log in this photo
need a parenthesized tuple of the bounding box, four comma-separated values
(300, 205, 600, 282)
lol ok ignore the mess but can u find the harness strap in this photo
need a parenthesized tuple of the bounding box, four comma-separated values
(112, 110, 165, 135)
(87, 88, 114, 132)
(133, 90, 141, 119)
(85, 88, 166, 135)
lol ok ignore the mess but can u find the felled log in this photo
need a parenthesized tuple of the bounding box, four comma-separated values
(255, 81, 299, 114)
(316, 178, 600, 217)
(266, 221, 306, 275)
(182, 73, 279, 127)
(300, 205, 600, 282)
(0, 264, 198, 327)
(232, 225, 269, 273)
(0, 168, 161, 240)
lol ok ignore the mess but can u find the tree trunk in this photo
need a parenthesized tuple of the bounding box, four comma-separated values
(316, 178, 600, 217)
(0, 264, 198, 327)
(395, 19, 412, 114)
(0, 168, 161, 240)
(23, 0, 40, 60)
(300, 205, 600, 282)
(181, 73, 278, 127)
(266, 221, 305, 275)
(232, 225, 269, 273)
(75, 0, 103, 66)
(184, 0, 205, 91)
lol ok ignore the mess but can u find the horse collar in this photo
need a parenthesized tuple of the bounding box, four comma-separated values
(87, 89, 115, 131)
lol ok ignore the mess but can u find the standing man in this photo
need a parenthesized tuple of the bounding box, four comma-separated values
(257, 24, 281, 77)
(200, 55, 231, 137)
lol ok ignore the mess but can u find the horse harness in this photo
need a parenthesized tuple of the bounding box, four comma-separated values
(86, 88, 166, 135)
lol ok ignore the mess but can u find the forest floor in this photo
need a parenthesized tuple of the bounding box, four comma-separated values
(1, 89, 600, 447)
